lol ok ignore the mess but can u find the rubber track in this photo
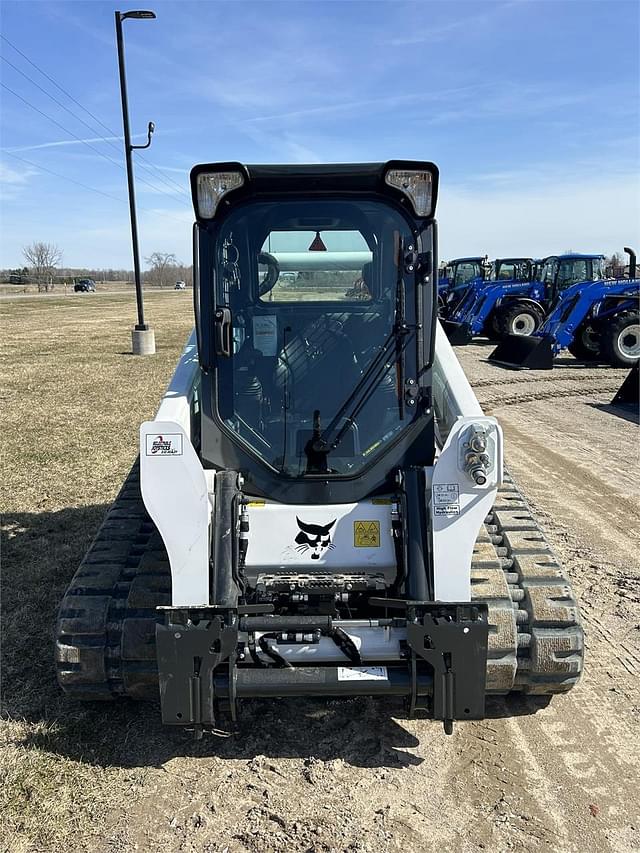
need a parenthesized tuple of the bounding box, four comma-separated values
(55, 460, 170, 700)
(55, 465, 583, 701)
(473, 472, 584, 694)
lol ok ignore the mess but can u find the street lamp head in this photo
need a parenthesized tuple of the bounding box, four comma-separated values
(120, 10, 156, 20)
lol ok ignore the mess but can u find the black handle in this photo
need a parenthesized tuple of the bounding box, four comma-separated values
(214, 308, 232, 357)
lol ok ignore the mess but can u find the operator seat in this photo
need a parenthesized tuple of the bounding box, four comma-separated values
(274, 314, 360, 413)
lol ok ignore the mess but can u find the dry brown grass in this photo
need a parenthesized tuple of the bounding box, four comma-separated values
(1, 291, 193, 851)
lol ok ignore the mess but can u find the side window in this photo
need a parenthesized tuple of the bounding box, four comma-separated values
(591, 258, 605, 280)
(454, 262, 480, 286)
(543, 261, 558, 285)
(498, 263, 515, 280)
(259, 230, 372, 303)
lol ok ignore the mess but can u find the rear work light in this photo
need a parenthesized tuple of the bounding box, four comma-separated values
(196, 171, 244, 218)
(385, 168, 433, 217)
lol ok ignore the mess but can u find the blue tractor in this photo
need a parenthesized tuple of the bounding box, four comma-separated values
(442, 253, 608, 345)
(437, 256, 490, 316)
(489, 249, 639, 369)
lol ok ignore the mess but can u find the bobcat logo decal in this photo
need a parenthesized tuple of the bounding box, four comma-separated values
(294, 517, 336, 560)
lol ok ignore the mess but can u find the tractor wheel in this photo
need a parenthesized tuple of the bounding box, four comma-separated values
(482, 313, 502, 341)
(601, 310, 640, 367)
(497, 302, 544, 338)
(567, 324, 601, 361)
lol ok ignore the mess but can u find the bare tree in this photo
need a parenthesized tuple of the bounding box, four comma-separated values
(145, 252, 177, 288)
(22, 241, 63, 292)
(605, 252, 623, 279)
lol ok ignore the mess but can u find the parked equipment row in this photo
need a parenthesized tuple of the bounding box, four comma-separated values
(438, 249, 639, 370)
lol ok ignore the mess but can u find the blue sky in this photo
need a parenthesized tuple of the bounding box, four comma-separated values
(1, 0, 638, 269)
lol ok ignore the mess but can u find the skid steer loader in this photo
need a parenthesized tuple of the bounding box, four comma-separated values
(56, 161, 583, 735)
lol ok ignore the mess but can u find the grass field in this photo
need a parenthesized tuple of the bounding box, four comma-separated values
(1, 291, 194, 851)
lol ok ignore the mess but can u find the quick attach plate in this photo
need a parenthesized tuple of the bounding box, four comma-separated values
(156, 608, 238, 730)
(406, 602, 488, 732)
(370, 599, 489, 732)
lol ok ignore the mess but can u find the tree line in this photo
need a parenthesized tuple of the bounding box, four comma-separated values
(1, 244, 193, 291)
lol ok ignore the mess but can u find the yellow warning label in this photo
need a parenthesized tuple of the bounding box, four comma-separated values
(246, 500, 266, 507)
(354, 520, 381, 548)
(371, 497, 391, 505)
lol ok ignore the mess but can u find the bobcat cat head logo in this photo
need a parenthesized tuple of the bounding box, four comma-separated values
(294, 517, 336, 560)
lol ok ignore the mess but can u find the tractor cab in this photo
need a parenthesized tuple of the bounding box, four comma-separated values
(539, 254, 605, 299)
(439, 256, 490, 318)
(192, 162, 439, 504)
(493, 257, 534, 283)
(448, 256, 488, 290)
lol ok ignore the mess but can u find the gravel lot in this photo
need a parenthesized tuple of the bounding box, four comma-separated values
(2, 295, 639, 853)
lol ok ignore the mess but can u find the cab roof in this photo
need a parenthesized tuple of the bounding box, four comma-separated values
(544, 253, 605, 261)
(190, 160, 439, 220)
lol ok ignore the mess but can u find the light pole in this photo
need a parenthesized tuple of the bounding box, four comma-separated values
(115, 9, 156, 355)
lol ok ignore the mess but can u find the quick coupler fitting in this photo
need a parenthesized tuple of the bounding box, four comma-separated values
(467, 463, 488, 486)
(464, 451, 488, 485)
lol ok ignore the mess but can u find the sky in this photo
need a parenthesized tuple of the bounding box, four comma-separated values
(0, 0, 639, 270)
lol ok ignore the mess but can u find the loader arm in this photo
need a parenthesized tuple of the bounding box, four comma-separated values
(539, 279, 640, 351)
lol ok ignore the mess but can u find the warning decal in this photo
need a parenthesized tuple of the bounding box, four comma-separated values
(337, 666, 388, 681)
(354, 520, 381, 547)
(433, 483, 460, 516)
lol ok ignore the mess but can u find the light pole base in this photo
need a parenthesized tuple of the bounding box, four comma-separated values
(132, 327, 156, 355)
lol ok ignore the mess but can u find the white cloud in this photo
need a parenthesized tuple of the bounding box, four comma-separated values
(385, 0, 525, 46)
(0, 161, 37, 184)
(0, 161, 39, 202)
(3, 135, 121, 153)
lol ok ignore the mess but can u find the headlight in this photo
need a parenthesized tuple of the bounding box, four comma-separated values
(385, 168, 433, 216)
(196, 171, 244, 218)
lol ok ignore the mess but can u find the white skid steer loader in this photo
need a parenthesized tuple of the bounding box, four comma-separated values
(56, 161, 583, 735)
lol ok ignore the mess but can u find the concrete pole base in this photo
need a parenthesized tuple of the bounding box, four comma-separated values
(132, 327, 156, 355)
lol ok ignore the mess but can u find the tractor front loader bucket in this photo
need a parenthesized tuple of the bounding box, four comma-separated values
(612, 363, 639, 407)
(441, 320, 472, 345)
(489, 334, 555, 370)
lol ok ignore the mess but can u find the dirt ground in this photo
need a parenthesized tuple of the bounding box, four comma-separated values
(2, 297, 639, 853)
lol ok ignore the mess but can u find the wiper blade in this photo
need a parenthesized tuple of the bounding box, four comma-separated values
(305, 239, 416, 468)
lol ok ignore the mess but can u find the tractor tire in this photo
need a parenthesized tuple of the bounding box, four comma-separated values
(601, 310, 640, 367)
(497, 302, 545, 338)
(567, 323, 601, 361)
(482, 313, 502, 341)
